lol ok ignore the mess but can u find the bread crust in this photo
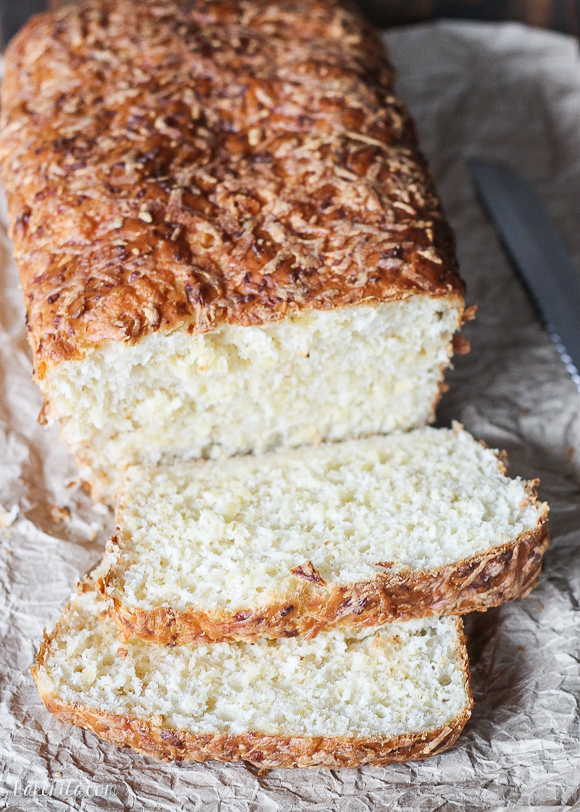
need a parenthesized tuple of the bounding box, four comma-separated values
(32, 615, 473, 769)
(0, 0, 464, 378)
(102, 510, 549, 646)
(35, 697, 471, 768)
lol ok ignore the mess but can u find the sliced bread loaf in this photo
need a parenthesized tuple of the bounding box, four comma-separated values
(33, 578, 473, 769)
(100, 426, 549, 645)
(0, 0, 466, 500)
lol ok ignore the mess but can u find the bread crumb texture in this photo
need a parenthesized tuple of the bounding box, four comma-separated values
(45, 297, 461, 496)
(34, 585, 471, 739)
(104, 426, 546, 613)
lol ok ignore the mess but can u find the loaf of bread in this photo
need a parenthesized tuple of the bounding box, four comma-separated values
(99, 426, 549, 645)
(0, 0, 466, 499)
(33, 576, 473, 768)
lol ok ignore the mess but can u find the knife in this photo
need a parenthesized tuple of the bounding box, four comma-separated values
(469, 158, 580, 392)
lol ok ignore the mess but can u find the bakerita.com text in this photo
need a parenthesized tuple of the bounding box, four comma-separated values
(13, 778, 116, 798)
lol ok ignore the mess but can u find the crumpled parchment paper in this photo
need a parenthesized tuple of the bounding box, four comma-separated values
(1, 20, 580, 812)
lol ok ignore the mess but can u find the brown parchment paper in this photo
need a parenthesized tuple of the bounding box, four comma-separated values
(2, 20, 580, 811)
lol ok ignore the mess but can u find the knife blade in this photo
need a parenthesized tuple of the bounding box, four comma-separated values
(468, 158, 580, 391)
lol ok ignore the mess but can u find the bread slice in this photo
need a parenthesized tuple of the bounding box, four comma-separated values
(99, 426, 549, 645)
(0, 0, 466, 500)
(32, 578, 473, 769)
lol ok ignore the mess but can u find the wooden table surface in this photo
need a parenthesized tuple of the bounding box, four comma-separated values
(0, 0, 578, 49)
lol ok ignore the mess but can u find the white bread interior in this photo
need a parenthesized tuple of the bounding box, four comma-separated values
(103, 426, 545, 615)
(34, 583, 471, 742)
(41, 296, 462, 498)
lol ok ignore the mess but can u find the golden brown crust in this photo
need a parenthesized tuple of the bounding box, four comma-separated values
(35, 697, 471, 768)
(102, 512, 549, 646)
(32, 613, 473, 768)
(0, 0, 464, 376)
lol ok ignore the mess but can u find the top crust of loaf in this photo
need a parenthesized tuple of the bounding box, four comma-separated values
(0, 0, 464, 375)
